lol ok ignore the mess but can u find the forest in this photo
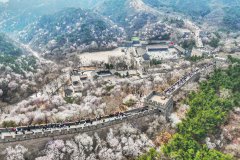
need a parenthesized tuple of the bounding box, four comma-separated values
(0, 34, 37, 74)
(0, 34, 22, 56)
(137, 57, 240, 160)
(223, 6, 240, 30)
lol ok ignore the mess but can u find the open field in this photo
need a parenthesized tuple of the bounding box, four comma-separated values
(78, 48, 126, 65)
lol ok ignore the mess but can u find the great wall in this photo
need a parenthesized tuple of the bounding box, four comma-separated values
(0, 63, 215, 145)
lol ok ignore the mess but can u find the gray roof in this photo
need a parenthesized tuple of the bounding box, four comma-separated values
(142, 53, 150, 61)
(147, 44, 169, 49)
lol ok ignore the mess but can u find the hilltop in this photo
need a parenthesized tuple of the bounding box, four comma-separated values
(94, 0, 161, 35)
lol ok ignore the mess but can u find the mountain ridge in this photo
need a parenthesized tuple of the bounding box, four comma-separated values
(18, 8, 125, 58)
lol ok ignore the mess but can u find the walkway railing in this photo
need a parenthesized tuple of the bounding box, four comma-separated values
(0, 108, 158, 143)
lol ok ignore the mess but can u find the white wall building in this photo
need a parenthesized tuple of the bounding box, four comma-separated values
(146, 44, 179, 60)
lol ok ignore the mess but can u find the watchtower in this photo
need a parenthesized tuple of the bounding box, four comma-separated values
(144, 91, 173, 120)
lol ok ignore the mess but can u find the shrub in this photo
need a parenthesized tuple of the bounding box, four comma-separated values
(64, 97, 75, 104)
(2, 120, 17, 128)
(105, 85, 115, 92)
(124, 99, 136, 107)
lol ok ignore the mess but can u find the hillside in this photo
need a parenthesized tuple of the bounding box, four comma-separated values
(0, 34, 36, 103)
(142, 0, 240, 31)
(0, 0, 101, 32)
(19, 8, 125, 58)
(94, 0, 161, 35)
(0, 0, 239, 34)
(223, 6, 240, 30)
(0, 34, 37, 75)
(0, 34, 62, 105)
(143, 0, 211, 18)
(0, 1, 239, 160)
(0, 34, 22, 56)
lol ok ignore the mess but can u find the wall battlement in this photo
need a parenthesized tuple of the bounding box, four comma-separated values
(0, 109, 158, 143)
(0, 63, 215, 144)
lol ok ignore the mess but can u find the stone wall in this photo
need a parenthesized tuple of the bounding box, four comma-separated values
(0, 63, 215, 148)
(171, 72, 200, 95)
(0, 109, 159, 144)
(165, 97, 174, 119)
(0, 111, 162, 160)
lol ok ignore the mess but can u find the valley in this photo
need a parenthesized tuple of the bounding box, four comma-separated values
(0, 0, 239, 160)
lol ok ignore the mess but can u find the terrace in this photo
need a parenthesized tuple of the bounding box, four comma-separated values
(144, 91, 173, 111)
(150, 95, 169, 106)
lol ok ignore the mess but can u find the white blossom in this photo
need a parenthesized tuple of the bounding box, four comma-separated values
(8, 81, 18, 90)
(4, 145, 28, 160)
